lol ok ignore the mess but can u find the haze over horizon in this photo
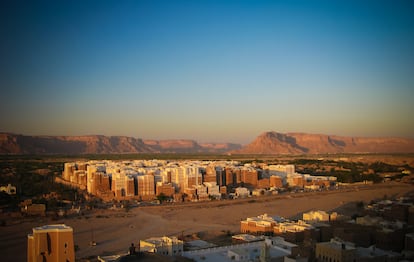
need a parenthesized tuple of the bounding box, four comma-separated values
(1, 0, 413, 144)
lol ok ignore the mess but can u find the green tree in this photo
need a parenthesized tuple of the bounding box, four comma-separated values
(156, 193, 168, 203)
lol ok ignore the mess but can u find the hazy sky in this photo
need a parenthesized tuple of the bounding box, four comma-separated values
(1, 0, 413, 144)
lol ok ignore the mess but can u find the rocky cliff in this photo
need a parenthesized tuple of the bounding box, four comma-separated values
(233, 131, 414, 154)
(0, 133, 155, 154)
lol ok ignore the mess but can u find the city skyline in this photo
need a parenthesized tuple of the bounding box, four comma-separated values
(1, 0, 414, 144)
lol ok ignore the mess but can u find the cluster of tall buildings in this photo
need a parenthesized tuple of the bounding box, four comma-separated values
(62, 160, 337, 201)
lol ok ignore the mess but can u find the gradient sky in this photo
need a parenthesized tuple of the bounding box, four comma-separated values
(1, 0, 413, 144)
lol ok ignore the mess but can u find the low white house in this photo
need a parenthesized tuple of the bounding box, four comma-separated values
(235, 187, 250, 198)
(140, 236, 183, 256)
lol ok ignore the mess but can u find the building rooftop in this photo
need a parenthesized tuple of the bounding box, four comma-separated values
(232, 234, 264, 242)
(183, 238, 292, 262)
(228, 248, 249, 256)
(142, 236, 182, 245)
(356, 246, 400, 259)
(185, 240, 217, 250)
(32, 224, 73, 233)
(270, 237, 298, 250)
(318, 238, 356, 251)
(246, 213, 276, 223)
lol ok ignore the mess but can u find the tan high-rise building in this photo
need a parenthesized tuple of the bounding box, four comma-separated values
(225, 167, 235, 186)
(292, 175, 305, 188)
(270, 176, 283, 188)
(185, 166, 202, 189)
(171, 167, 186, 192)
(138, 174, 155, 199)
(27, 224, 75, 262)
(234, 168, 242, 184)
(111, 172, 126, 197)
(77, 162, 87, 171)
(63, 163, 75, 181)
(86, 165, 97, 195)
(257, 178, 270, 189)
(90, 172, 110, 193)
(241, 168, 258, 187)
(204, 165, 217, 184)
(125, 175, 135, 197)
(156, 182, 175, 197)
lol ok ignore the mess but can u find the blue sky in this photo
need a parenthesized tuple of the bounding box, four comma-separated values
(1, 0, 413, 143)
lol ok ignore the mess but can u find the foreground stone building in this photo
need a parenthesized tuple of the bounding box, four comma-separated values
(27, 224, 75, 262)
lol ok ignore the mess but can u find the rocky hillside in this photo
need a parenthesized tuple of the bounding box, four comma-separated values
(0, 133, 154, 154)
(0, 133, 241, 154)
(233, 131, 414, 154)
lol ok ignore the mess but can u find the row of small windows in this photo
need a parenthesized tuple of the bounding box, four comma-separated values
(160, 249, 182, 255)
(318, 254, 356, 262)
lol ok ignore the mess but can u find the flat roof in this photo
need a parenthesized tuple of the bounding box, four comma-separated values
(318, 241, 355, 251)
(32, 224, 73, 233)
(183, 241, 290, 262)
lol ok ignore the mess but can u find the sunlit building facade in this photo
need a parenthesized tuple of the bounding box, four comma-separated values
(27, 224, 75, 262)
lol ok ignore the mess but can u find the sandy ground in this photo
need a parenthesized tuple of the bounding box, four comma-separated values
(1, 182, 412, 261)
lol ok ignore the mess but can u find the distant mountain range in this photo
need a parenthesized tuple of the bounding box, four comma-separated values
(0, 133, 241, 154)
(0, 131, 413, 155)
